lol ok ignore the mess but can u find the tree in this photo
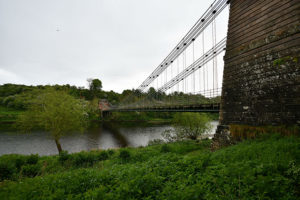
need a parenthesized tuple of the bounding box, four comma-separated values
(16, 89, 88, 153)
(163, 113, 212, 141)
(87, 78, 102, 99)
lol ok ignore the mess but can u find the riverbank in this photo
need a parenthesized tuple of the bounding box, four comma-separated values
(0, 135, 299, 199)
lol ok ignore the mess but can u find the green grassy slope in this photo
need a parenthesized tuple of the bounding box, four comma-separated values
(0, 135, 299, 200)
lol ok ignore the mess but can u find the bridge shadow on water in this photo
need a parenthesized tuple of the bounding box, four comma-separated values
(102, 122, 129, 148)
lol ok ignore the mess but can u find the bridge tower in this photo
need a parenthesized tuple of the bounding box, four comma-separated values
(217, 0, 300, 137)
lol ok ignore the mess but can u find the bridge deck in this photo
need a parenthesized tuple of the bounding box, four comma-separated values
(106, 103, 220, 113)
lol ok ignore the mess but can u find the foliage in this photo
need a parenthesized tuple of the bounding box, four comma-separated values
(108, 111, 174, 122)
(98, 151, 109, 161)
(58, 151, 70, 163)
(0, 162, 15, 181)
(87, 78, 102, 91)
(107, 149, 115, 156)
(87, 78, 103, 98)
(86, 98, 101, 120)
(0, 106, 23, 130)
(160, 144, 170, 153)
(26, 154, 39, 165)
(15, 158, 26, 170)
(163, 113, 212, 141)
(0, 83, 121, 109)
(273, 56, 299, 67)
(0, 154, 43, 181)
(117, 87, 220, 110)
(119, 149, 131, 161)
(72, 151, 98, 167)
(16, 89, 88, 153)
(21, 164, 40, 177)
(0, 136, 299, 199)
(0, 83, 220, 128)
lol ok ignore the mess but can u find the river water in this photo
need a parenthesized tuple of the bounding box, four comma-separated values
(0, 121, 218, 156)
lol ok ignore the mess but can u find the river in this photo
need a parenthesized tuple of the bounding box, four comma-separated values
(0, 121, 218, 156)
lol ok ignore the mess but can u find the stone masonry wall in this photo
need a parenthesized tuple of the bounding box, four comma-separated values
(219, 0, 300, 126)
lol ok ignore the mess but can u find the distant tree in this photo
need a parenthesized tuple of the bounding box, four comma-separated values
(87, 97, 101, 120)
(87, 78, 103, 99)
(121, 89, 132, 97)
(87, 78, 102, 91)
(133, 89, 142, 96)
(106, 90, 120, 104)
(147, 87, 157, 100)
(16, 89, 88, 153)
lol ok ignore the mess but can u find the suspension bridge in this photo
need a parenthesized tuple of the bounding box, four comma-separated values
(105, 0, 230, 113)
(104, 0, 300, 128)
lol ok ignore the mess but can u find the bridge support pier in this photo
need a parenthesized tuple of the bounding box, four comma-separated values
(214, 0, 300, 145)
(102, 111, 111, 119)
(212, 125, 232, 150)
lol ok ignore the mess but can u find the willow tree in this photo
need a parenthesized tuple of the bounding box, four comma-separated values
(17, 89, 88, 153)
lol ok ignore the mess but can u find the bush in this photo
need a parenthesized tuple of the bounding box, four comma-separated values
(98, 151, 109, 161)
(21, 164, 40, 177)
(160, 144, 170, 153)
(107, 149, 115, 156)
(15, 157, 26, 171)
(163, 113, 212, 141)
(58, 151, 70, 163)
(119, 149, 130, 161)
(73, 152, 97, 167)
(0, 162, 15, 181)
(27, 154, 39, 165)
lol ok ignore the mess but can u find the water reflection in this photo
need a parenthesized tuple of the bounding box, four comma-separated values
(0, 121, 218, 156)
(103, 123, 129, 148)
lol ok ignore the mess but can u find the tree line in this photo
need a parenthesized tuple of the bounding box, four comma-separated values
(0, 81, 220, 111)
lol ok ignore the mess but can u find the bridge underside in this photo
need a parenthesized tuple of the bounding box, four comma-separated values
(106, 103, 220, 113)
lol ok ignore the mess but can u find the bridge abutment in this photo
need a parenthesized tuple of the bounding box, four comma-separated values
(216, 0, 300, 141)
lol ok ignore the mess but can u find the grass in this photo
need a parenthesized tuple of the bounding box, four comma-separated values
(0, 135, 299, 199)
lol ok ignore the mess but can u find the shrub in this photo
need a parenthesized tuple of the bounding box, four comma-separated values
(15, 157, 26, 170)
(21, 164, 40, 177)
(27, 154, 39, 165)
(0, 162, 15, 181)
(98, 151, 109, 161)
(107, 149, 115, 156)
(58, 151, 70, 163)
(163, 113, 212, 142)
(160, 144, 170, 153)
(119, 149, 130, 161)
(72, 153, 85, 167)
(73, 152, 97, 167)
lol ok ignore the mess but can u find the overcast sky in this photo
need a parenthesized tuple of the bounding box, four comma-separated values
(0, 0, 228, 93)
